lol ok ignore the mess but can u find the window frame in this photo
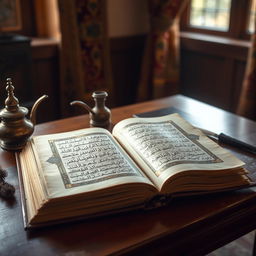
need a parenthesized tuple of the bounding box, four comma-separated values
(180, 0, 253, 40)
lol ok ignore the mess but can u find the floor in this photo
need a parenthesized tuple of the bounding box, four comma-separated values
(207, 231, 255, 256)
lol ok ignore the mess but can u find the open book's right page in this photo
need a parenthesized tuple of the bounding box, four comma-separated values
(112, 114, 249, 194)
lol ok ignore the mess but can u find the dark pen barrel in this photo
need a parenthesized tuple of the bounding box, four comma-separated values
(218, 133, 256, 154)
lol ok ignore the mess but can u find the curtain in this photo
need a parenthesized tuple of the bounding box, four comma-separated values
(57, 0, 113, 117)
(237, 23, 256, 120)
(137, 0, 189, 102)
(34, 0, 60, 39)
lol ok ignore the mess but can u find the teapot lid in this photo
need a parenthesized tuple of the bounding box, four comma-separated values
(0, 78, 28, 119)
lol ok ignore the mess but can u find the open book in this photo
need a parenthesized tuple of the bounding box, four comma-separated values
(17, 114, 253, 228)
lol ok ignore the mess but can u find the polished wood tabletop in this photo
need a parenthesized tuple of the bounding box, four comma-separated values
(1, 94, 256, 256)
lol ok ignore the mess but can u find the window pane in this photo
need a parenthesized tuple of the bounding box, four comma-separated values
(248, 0, 256, 33)
(219, 0, 230, 9)
(192, 0, 204, 9)
(205, 0, 216, 9)
(189, 0, 231, 31)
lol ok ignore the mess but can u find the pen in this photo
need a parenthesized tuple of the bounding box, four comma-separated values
(198, 127, 256, 154)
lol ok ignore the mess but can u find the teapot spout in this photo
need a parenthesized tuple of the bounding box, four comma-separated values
(30, 95, 48, 125)
(70, 100, 95, 115)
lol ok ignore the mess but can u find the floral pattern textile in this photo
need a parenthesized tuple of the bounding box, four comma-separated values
(58, 0, 112, 117)
(237, 23, 256, 120)
(76, 0, 107, 92)
(137, 0, 189, 101)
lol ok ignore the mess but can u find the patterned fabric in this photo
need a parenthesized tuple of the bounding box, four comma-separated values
(76, 0, 108, 92)
(137, 0, 189, 101)
(237, 26, 256, 120)
(34, 0, 60, 38)
(58, 0, 112, 117)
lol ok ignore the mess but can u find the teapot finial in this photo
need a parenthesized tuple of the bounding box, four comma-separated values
(5, 78, 19, 112)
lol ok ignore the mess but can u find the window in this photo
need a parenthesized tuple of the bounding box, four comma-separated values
(181, 0, 255, 39)
(190, 0, 231, 31)
(248, 0, 256, 33)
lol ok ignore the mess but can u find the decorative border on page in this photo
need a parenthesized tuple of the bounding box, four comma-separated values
(122, 120, 223, 177)
(47, 132, 142, 189)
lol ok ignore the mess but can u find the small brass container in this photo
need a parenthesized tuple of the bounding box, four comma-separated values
(0, 78, 48, 151)
(70, 91, 111, 128)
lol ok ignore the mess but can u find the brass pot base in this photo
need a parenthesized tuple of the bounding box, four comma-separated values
(0, 141, 25, 151)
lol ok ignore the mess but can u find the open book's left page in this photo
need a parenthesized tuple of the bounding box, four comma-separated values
(19, 127, 158, 226)
(27, 128, 156, 199)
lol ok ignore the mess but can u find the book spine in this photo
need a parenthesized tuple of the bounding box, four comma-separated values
(144, 195, 172, 210)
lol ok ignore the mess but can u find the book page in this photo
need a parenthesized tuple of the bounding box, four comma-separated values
(112, 114, 245, 191)
(31, 128, 155, 198)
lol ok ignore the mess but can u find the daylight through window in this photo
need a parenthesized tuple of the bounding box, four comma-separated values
(248, 0, 256, 33)
(189, 0, 231, 31)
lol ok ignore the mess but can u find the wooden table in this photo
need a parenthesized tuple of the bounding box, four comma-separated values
(1, 94, 256, 256)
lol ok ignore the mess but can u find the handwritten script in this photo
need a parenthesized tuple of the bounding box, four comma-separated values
(122, 121, 219, 176)
(49, 133, 140, 188)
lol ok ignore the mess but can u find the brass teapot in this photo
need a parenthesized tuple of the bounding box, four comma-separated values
(0, 78, 48, 151)
(70, 91, 111, 128)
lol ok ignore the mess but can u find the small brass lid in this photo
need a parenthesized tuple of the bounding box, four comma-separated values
(0, 78, 28, 120)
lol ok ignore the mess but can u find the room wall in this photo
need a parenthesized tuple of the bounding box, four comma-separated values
(180, 33, 248, 112)
(107, 0, 149, 37)
(107, 0, 149, 106)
